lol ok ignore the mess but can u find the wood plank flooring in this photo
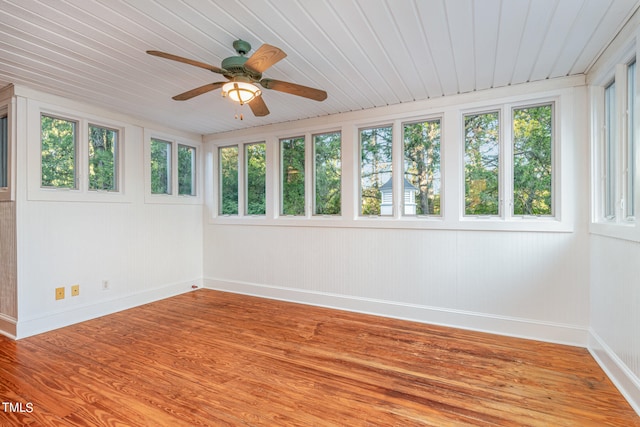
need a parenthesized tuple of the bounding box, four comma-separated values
(0, 289, 638, 426)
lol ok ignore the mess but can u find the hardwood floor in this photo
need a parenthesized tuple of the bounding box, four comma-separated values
(0, 290, 638, 426)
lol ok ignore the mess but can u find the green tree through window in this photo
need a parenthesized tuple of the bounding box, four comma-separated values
(404, 119, 441, 215)
(314, 132, 341, 215)
(464, 112, 500, 215)
(513, 104, 553, 216)
(219, 146, 238, 215)
(360, 126, 392, 216)
(281, 137, 305, 215)
(178, 144, 196, 196)
(89, 124, 117, 191)
(246, 143, 266, 215)
(41, 115, 77, 189)
(150, 138, 171, 194)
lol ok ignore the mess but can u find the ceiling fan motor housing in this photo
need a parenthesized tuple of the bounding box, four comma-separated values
(221, 55, 261, 81)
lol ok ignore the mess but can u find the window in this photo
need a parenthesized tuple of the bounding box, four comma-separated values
(178, 144, 196, 196)
(281, 136, 305, 216)
(464, 111, 500, 216)
(88, 124, 118, 191)
(150, 138, 172, 195)
(603, 81, 617, 220)
(625, 60, 636, 220)
(513, 104, 553, 216)
(219, 145, 238, 215)
(246, 142, 266, 215)
(0, 114, 6, 189)
(360, 126, 392, 216)
(403, 119, 441, 216)
(41, 114, 77, 189)
(314, 131, 341, 215)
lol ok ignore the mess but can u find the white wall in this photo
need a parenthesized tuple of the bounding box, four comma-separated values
(589, 236, 640, 413)
(11, 87, 204, 338)
(584, 9, 640, 414)
(203, 77, 591, 346)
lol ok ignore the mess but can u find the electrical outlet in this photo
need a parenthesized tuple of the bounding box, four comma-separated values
(71, 284, 79, 296)
(55, 287, 65, 300)
(101, 280, 109, 290)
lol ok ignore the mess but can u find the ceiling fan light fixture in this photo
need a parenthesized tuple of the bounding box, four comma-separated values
(222, 81, 261, 104)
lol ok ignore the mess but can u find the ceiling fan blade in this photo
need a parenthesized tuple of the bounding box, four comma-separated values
(248, 94, 270, 117)
(172, 82, 226, 101)
(147, 50, 226, 74)
(244, 44, 287, 74)
(259, 79, 327, 101)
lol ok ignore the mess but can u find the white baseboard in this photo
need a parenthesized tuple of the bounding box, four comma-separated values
(15, 279, 201, 339)
(0, 313, 17, 339)
(203, 278, 589, 347)
(588, 329, 640, 416)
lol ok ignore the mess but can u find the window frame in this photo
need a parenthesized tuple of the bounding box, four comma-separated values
(312, 130, 342, 217)
(511, 101, 556, 218)
(27, 101, 130, 203)
(245, 141, 267, 216)
(358, 123, 394, 217)
(279, 135, 306, 217)
(0, 103, 10, 201)
(88, 123, 120, 193)
(401, 116, 443, 217)
(206, 80, 573, 232)
(144, 128, 201, 205)
(218, 144, 240, 216)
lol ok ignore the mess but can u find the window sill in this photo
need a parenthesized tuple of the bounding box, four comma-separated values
(209, 214, 572, 232)
(589, 222, 640, 242)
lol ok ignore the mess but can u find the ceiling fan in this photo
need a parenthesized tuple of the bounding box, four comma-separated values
(147, 40, 327, 118)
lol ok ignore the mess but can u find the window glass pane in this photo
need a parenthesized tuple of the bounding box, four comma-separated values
(150, 138, 172, 194)
(513, 104, 553, 216)
(0, 115, 6, 188)
(627, 61, 636, 219)
(604, 81, 617, 219)
(314, 131, 341, 215)
(246, 143, 266, 215)
(403, 119, 441, 216)
(41, 115, 77, 189)
(88, 125, 117, 191)
(178, 144, 196, 196)
(464, 111, 500, 215)
(219, 145, 238, 215)
(360, 126, 393, 215)
(281, 137, 305, 215)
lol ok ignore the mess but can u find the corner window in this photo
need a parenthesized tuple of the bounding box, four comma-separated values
(219, 145, 239, 215)
(0, 114, 7, 189)
(41, 114, 77, 189)
(464, 111, 500, 216)
(150, 138, 172, 195)
(403, 119, 441, 216)
(89, 124, 118, 191)
(512, 104, 553, 216)
(178, 144, 196, 196)
(280, 136, 305, 216)
(314, 131, 341, 215)
(360, 125, 393, 216)
(246, 142, 266, 215)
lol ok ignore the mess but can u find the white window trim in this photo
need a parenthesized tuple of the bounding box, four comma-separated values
(0, 95, 13, 202)
(245, 141, 267, 216)
(143, 128, 202, 205)
(589, 37, 640, 242)
(205, 80, 575, 233)
(26, 99, 131, 203)
(401, 115, 444, 218)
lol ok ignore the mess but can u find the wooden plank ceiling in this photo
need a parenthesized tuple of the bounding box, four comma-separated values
(0, 0, 637, 135)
